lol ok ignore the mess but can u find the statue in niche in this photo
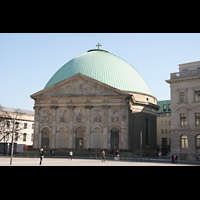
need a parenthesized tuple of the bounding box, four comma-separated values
(58, 109, 67, 123)
(93, 109, 101, 122)
(111, 109, 119, 123)
(76, 109, 84, 123)
(41, 109, 51, 124)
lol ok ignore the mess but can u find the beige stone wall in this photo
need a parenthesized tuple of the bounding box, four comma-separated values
(32, 74, 130, 150)
(166, 61, 200, 160)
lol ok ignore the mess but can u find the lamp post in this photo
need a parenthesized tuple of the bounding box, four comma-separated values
(140, 131, 142, 162)
(10, 114, 15, 165)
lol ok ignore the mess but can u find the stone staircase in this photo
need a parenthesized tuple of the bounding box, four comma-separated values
(16, 149, 139, 159)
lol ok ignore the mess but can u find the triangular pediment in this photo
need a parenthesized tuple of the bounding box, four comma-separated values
(176, 106, 190, 111)
(31, 73, 128, 99)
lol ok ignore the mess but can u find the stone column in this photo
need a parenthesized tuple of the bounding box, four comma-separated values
(121, 106, 127, 149)
(102, 106, 109, 150)
(50, 106, 58, 149)
(85, 106, 92, 149)
(68, 106, 75, 150)
(33, 106, 41, 149)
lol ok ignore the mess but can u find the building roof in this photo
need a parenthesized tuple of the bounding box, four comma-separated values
(1, 107, 34, 115)
(44, 49, 154, 97)
(157, 100, 171, 113)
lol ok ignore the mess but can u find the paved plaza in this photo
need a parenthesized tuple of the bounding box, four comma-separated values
(0, 157, 198, 166)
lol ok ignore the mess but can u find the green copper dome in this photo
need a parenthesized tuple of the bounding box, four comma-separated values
(44, 49, 154, 97)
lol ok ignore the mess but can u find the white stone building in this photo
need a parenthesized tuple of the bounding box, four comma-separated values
(0, 107, 34, 153)
(166, 61, 200, 160)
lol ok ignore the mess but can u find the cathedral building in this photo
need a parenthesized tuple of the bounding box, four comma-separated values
(31, 47, 159, 154)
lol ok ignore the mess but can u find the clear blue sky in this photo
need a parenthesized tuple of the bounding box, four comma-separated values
(0, 33, 200, 111)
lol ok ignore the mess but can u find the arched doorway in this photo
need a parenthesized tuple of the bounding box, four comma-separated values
(41, 127, 49, 149)
(111, 127, 119, 150)
(75, 127, 84, 151)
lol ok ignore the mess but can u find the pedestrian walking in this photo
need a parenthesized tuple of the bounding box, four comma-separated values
(39, 148, 44, 165)
(102, 150, 105, 162)
(50, 150, 53, 157)
(69, 150, 73, 160)
(172, 154, 174, 163)
(158, 151, 162, 159)
(116, 150, 119, 161)
(174, 154, 178, 164)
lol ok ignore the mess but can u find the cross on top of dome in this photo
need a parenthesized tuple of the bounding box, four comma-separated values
(96, 42, 102, 49)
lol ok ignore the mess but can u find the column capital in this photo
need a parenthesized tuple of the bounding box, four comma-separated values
(50, 106, 58, 109)
(33, 106, 41, 110)
(102, 105, 110, 109)
(85, 106, 93, 109)
(67, 106, 75, 109)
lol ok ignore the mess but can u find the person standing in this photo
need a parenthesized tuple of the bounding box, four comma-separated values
(69, 150, 73, 160)
(172, 154, 174, 163)
(174, 154, 178, 164)
(102, 150, 105, 162)
(39, 148, 44, 165)
(50, 150, 53, 157)
(116, 150, 119, 161)
(158, 151, 162, 159)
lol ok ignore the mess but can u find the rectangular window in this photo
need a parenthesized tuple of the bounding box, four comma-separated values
(161, 121, 163, 126)
(15, 132, 18, 141)
(195, 113, 200, 126)
(195, 90, 200, 102)
(7, 121, 10, 128)
(180, 92, 186, 103)
(163, 104, 167, 111)
(23, 133, 27, 141)
(165, 129, 167, 134)
(180, 114, 187, 126)
(196, 136, 200, 149)
(24, 123, 27, 129)
(15, 122, 19, 129)
(168, 104, 171, 111)
(165, 121, 167, 126)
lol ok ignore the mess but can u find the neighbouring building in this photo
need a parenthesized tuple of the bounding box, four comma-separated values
(31, 47, 159, 154)
(166, 61, 200, 161)
(157, 100, 171, 155)
(0, 106, 34, 153)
